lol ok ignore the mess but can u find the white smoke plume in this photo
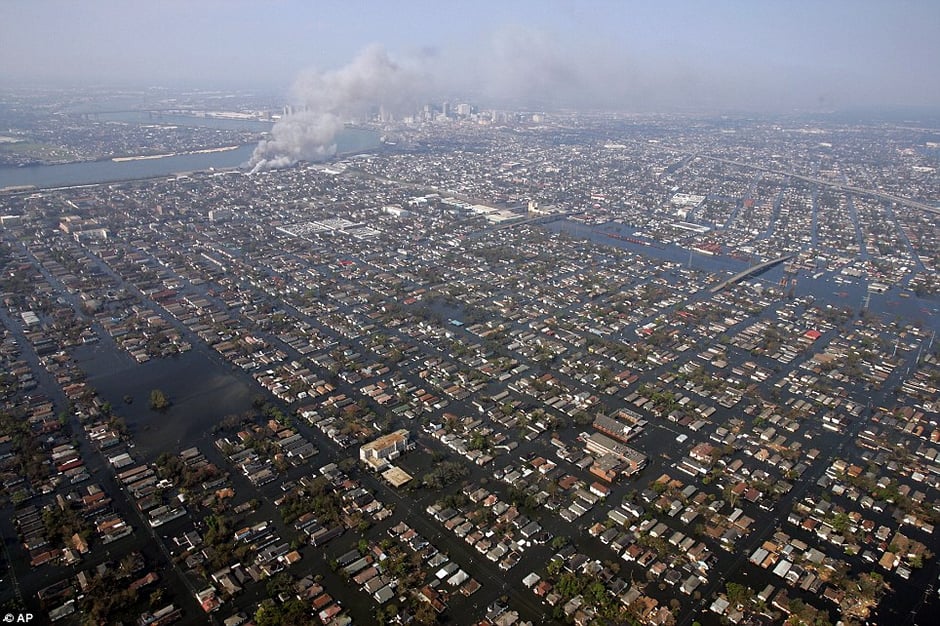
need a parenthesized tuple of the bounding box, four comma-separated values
(250, 44, 415, 172)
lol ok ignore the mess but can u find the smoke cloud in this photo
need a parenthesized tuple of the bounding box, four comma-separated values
(250, 25, 878, 173)
(480, 27, 583, 108)
(250, 44, 415, 172)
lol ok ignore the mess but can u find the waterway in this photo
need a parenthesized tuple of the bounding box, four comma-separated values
(545, 218, 939, 325)
(544, 219, 753, 275)
(0, 126, 380, 190)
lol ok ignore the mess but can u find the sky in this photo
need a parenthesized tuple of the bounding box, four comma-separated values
(2, 0, 939, 113)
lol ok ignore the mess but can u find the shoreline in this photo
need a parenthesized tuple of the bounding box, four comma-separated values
(0, 145, 247, 169)
(0, 142, 384, 195)
(111, 145, 241, 162)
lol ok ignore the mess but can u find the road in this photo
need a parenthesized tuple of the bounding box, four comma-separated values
(698, 155, 940, 216)
(708, 254, 793, 294)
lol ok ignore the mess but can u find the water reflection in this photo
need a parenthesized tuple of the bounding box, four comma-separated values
(74, 345, 254, 461)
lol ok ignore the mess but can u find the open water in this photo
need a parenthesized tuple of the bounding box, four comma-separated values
(0, 126, 379, 190)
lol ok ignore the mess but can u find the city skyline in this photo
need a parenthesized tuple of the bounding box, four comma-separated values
(3, 0, 940, 113)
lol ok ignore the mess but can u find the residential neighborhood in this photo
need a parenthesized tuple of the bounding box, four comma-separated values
(0, 91, 938, 626)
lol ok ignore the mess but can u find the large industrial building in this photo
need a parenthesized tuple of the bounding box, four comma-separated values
(360, 429, 411, 471)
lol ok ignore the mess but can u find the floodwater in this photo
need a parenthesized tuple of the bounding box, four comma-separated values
(546, 218, 939, 324)
(50, 213, 940, 624)
(73, 344, 255, 461)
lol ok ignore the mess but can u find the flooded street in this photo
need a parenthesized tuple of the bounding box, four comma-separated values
(73, 346, 256, 461)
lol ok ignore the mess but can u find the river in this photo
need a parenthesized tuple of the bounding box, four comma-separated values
(0, 126, 380, 190)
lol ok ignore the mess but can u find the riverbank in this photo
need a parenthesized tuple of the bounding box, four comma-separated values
(110, 145, 241, 162)
(0, 127, 381, 191)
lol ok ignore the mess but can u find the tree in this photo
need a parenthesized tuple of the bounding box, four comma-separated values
(254, 600, 282, 626)
(468, 433, 488, 451)
(422, 461, 468, 489)
(726, 581, 753, 607)
(265, 572, 294, 599)
(413, 601, 438, 625)
(118, 553, 140, 578)
(148, 588, 164, 608)
(11, 489, 28, 506)
(830, 512, 850, 534)
(150, 389, 170, 411)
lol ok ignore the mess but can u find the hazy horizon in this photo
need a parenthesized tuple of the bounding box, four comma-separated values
(3, 0, 940, 114)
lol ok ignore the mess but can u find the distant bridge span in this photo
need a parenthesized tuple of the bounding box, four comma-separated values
(709, 254, 794, 294)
